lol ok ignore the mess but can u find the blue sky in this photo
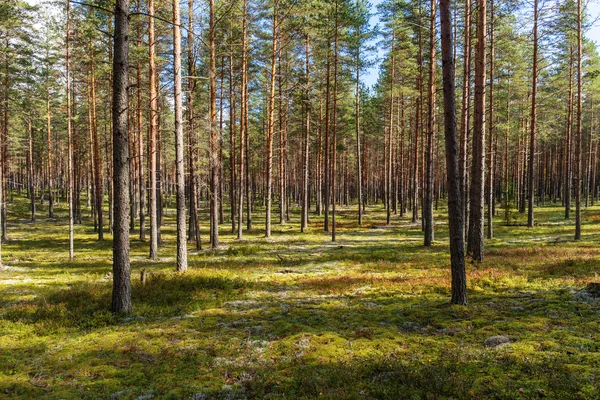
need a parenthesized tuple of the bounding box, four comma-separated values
(362, 0, 600, 87)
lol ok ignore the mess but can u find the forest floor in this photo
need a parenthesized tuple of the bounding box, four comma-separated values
(1, 196, 600, 399)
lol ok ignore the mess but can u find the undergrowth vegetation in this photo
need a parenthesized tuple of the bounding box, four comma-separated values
(1, 197, 600, 399)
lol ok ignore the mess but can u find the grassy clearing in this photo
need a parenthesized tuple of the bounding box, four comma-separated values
(1, 196, 600, 399)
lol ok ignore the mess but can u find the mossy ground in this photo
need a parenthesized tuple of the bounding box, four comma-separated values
(1, 196, 600, 399)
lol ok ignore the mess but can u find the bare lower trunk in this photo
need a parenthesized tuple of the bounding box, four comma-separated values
(467, 0, 486, 261)
(148, 0, 158, 259)
(424, 0, 436, 246)
(173, 0, 187, 272)
(111, 0, 132, 314)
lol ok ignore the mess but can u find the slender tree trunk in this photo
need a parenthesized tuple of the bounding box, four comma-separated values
(575, 0, 582, 239)
(46, 60, 54, 220)
(265, 0, 278, 238)
(66, 1, 74, 260)
(149, 0, 158, 258)
(238, 0, 248, 239)
(565, 46, 574, 218)
(137, 0, 145, 241)
(487, 0, 495, 238)
(527, 0, 538, 228)
(460, 0, 472, 238)
(441, 0, 467, 304)
(219, 57, 225, 226)
(209, 0, 220, 247)
(355, 31, 363, 226)
(302, 35, 311, 232)
(424, 0, 436, 246)
(332, 3, 339, 242)
(187, 0, 201, 249)
(324, 44, 331, 231)
(387, 32, 394, 226)
(467, 0, 486, 261)
(111, 0, 132, 314)
(173, 0, 187, 272)
(89, 41, 103, 241)
(28, 120, 35, 221)
(229, 45, 236, 233)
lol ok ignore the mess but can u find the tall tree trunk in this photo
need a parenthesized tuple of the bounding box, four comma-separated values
(137, 0, 146, 241)
(278, 51, 285, 225)
(229, 45, 236, 233)
(111, 0, 132, 314)
(355, 29, 363, 226)
(467, 0, 486, 261)
(173, 0, 187, 272)
(265, 0, 278, 238)
(487, 0, 495, 238)
(440, 0, 467, 304)
(324, 44, 331, 231)
(90, 40, 103, 241)
(209, 0, 220, 247)
(387, 32, 394, 226)
(187, 0, 201, 249)
(527, 0, 538, 228)
(28, 120, 35, 221)
(460, 0, 472, 237)
(301, 35, 310, 233)
(424, 0, 436, 246)
(46, 55, 54, 220)
(148, 0, 158, 258)
(575, 0, 582, 239)
(332, 3, 339, 242)
(66, 0, 74, 260)
(238, 0, 248, 239)
(565, 46, 574, 218)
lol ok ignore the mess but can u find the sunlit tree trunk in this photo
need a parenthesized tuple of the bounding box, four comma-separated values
(424, 0, 436, 246)
(66, 0, 74, 260)
(575, 0, 582, 239)
(301, 35, 310, 232)
(148, 0, 158, 258)
(209, 0, 220, 247)
(467, 0, 486, 261)
(238, 0, 248, 239)
(111, 0, 132, 314)
(460, 0, 472, 238)
(527, 0, 538, 229)
(173, 0, 187, 271)
(137, 0, 145, 242)
(265, 0, 278, 238)
(487, 0, 495, 238)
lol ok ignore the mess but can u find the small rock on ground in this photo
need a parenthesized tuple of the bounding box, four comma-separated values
(484, 335, 511, 349)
